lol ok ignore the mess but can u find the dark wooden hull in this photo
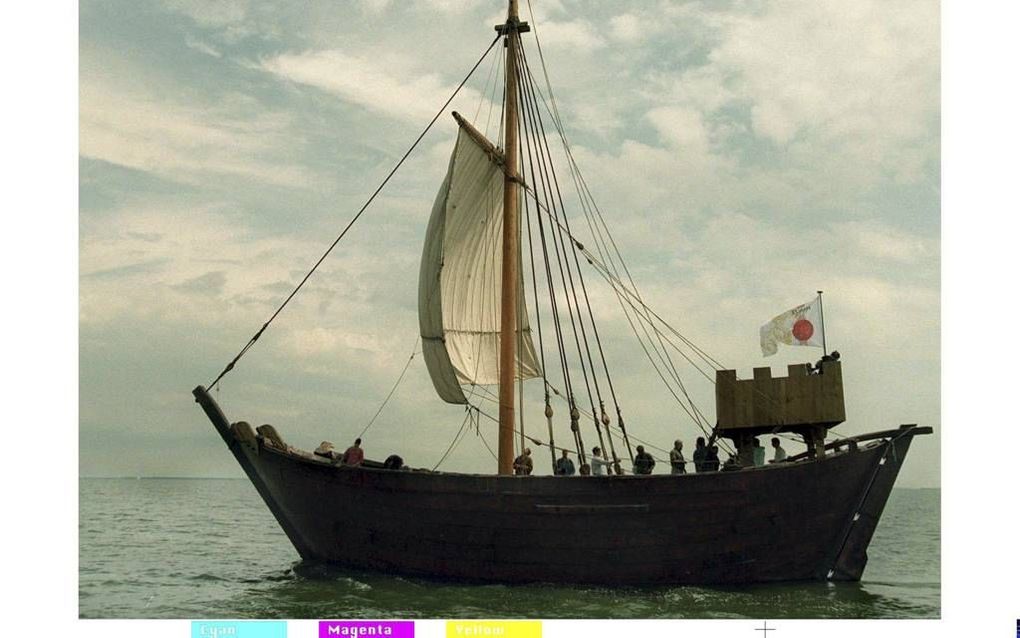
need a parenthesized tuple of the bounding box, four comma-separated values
(194, 386, 928, 585)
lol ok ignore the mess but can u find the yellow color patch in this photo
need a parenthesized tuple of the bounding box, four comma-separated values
(445, 620, 541, 638)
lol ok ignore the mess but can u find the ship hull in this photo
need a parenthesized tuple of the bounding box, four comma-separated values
(194, 386, 926, 585)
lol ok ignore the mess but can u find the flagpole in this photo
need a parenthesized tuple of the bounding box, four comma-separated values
(817, 290, 827, 356)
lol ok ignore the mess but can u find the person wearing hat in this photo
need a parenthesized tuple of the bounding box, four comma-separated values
(313, 441, 338, 461)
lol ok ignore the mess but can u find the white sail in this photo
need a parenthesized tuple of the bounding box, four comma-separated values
(418, 119, 542, 404)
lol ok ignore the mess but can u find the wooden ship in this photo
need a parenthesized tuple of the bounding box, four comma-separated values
(193, 0, 931, 585)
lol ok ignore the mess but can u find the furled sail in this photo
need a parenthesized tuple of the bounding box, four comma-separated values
(418, 115, 542, 404)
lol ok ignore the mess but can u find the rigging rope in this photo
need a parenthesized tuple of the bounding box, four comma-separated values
(472, 40, 501, 129)
(516, 72, 577, 451)
(515, 50, 599, 467)
(358, 337, 419, 440)
(207, 34, 502, 390)
(514, 20, 736, 455)
(432, 407, 475, 471)
(517, 8, 728, 384)
(474, 411, 500, 462)
(468, 398, 695, 469)
(469, 400, 618, 465)
(513, 156, 729, 402)
(508, 17, 714, 462)
(514, 166, 726, 445)
(522, 56, 727, 376)
(517, 46, 623, 465)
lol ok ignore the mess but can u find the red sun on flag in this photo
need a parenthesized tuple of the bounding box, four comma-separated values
(792, 318, 814, 342)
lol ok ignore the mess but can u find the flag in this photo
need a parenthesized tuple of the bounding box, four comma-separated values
(760, 295, 825, 357)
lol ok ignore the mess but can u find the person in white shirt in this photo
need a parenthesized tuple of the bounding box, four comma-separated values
(770, 437, 788, 463)
(590, 446, 612, 476)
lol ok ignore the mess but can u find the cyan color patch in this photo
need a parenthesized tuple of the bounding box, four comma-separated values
(192, 620, 287, 638)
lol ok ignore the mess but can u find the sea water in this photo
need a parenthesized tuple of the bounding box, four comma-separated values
(78, 479, 939, 619)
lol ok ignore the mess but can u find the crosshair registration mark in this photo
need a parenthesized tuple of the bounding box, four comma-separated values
(755, 620, 777, 634)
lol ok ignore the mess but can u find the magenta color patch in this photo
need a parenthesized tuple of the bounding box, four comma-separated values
(318, 621, 414, 638)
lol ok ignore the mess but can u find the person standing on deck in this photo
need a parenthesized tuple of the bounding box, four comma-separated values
(669, 440, 687, 474)
(770, 437, 788, 463)
(693, 437, 708, 472)
(706, 444, 721, 472)
(513, 448, 534, 475)
(554, 449, 576, 476)
(752, 437, 766, 467)
(341, 438, 364, 466)
(633, 445, 656, 475)
(590, 446, 612, 476)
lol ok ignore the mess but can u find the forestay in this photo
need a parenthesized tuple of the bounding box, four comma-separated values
(418, 120, 542, 404)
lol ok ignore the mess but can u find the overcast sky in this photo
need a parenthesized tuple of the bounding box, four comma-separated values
(79, 0, 939, 487)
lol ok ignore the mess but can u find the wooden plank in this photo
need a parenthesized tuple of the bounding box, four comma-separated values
(716, 362, 846, 433)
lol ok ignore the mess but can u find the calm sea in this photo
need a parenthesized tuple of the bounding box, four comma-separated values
(78, 479, 939, 619)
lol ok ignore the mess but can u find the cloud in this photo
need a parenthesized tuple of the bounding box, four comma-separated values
(647, 106, 711, 156)
(162, 0, 268, 43)
(836, 221, 936, 264)
(281, 326, 384, 359)
(357, 0, 391, 14)
(419, 0, 486, 13)
(608, 13, 643, 43)
(184, 34, 223, 58)
(79, 192, 419, 358)
(259, 49, 493, 125)
(557, 1, 939, 240)
(703, 0, 938, 176)
(173, 271, 228, 295)
(533, 19, 604, 52)
(607, 11, 674, 44)
(79, 55, 321, 189)
(164, 0, 248, 28)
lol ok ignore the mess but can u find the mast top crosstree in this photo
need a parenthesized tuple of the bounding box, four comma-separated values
(495, 19, 530, 36)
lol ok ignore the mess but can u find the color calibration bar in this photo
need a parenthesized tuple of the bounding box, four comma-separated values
(193, 620, 542, 638)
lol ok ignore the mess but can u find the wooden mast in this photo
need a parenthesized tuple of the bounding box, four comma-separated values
(497, 0, 522, 475)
